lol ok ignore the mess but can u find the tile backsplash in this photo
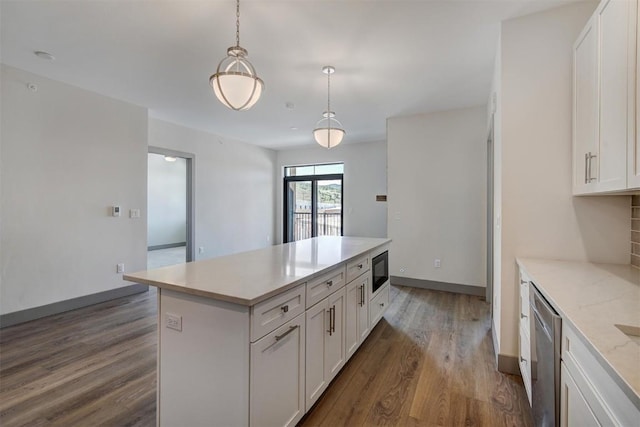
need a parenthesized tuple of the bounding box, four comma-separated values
(633, 195, 640, 269)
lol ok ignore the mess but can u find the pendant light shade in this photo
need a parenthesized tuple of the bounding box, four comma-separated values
(314, 66, 345, 149)
(313, 112, 345, 148)
(209, 0, 263, 111)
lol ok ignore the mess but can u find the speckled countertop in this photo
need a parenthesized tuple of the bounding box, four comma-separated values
(124, 236, 390, 306)
(517, 258, 640, 407)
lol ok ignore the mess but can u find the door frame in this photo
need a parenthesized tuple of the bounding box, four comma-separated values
(486, 116, 495, 306)
(148, 146, 196, 262)
(283, 173, 344, 243)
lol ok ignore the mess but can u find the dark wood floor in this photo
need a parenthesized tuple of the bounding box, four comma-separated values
(0, 285, 532, 427)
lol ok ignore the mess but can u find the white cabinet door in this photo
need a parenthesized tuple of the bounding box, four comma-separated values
(573, 17, 599, 194)
(305, 299, 328, 409)
(305, 288, 346, 409)
(596, 0, 630, 192)
(325, 287, 346, 381)
(560, 362, 600, 427)
(345, 275, 370, 359)
(631, 0, 640, 189)
(357, 277, 370, 344)
(345, 280, 360, 359)
(250, 314, 306, 427)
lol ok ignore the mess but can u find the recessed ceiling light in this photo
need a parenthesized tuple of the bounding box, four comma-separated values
(290, 126, 298, 131)
(34, 51, 55, 60)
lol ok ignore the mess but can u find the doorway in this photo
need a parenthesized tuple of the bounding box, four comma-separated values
(147, 147, 195, 268)
(283, 163, 343, 243)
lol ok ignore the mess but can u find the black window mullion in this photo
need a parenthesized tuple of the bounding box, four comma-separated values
(311, 180, 317, 237)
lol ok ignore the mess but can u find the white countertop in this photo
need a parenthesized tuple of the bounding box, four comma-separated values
(517, 258, 640, 406)
(124, 236, 390, 306)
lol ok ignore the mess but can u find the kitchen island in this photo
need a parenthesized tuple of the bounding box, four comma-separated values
(124, 236, 391, 427)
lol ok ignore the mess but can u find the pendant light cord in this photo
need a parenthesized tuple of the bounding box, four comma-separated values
(327, 69, 332, 132)
(236, 0, 241, 48)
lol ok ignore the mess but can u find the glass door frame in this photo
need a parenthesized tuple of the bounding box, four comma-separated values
(283, 173, 344, 243)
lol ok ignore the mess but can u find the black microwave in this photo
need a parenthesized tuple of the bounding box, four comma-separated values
(371, 250, 389, 294)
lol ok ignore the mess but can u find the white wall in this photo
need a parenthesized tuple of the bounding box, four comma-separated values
(275, 140, 388, 243)
(147, 153, 186, 247)
(494, 2, 630, 361)
(387, 106, 487, 289)
(148, 119, 276, 259)
(1, 65, 148, 315)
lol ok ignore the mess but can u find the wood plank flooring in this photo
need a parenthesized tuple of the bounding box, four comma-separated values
(0, 285, 533, 427)
(299, 286, 533, 427)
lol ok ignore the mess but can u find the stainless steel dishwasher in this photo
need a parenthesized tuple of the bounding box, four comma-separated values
(530, 285, 562, 427)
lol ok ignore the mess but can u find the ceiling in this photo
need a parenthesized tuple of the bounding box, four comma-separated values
(0, 0, 580, 150)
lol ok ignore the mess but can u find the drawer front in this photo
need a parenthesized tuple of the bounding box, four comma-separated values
(251, 284, 305, 342)
(519, 323, 532, 405)
(562, 323, 638, 426)
(306, 266, 346, 308)
(369, 283, 389, 328)
(346, 254, 370, 283)
(519, 268, 530, 305)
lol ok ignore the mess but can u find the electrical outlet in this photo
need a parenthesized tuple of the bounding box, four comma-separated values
(434, 259, 441, 268)
(165, 313, 182, 332)
(116, 263, 125, 273)
(198, 247, 205, 254)
(129, 209, 141, 219)
(399, 267, 406, 273)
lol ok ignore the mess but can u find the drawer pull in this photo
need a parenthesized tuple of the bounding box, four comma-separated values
(280, 305, 289, 313)
(521, 313, 527, 319)
(520, 356, 526, 363)
(357, 263, 363, 269)
(520, 279, 527, 285)
(275, 325, 298, 341)
(380, 303, 385, 307)
(326, 280, 333, 287)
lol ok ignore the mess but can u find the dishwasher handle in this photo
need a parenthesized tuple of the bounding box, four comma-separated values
(531, 287, 560, 325)
(530, 285, 562, 353)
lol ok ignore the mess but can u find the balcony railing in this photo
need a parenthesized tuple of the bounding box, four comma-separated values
(293, 211, 341, 241)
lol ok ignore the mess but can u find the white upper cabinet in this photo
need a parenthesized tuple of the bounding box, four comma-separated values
(597, 0, 631, 191)
(632, 0, 640, 188)
(573, 0, 638, 194)
(573, 17, 599, 194)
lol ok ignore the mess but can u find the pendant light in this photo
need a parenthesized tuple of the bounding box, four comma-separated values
(209, 0, 263, 111)
(313, 66, 345, 149)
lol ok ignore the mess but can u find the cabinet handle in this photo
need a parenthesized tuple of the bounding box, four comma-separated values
(380, 303, 385, 307)
(327, 306, 335, 336)
(359, 285, 365, 306)
(275, 325, 298, 341)
(280, 305, 289, 313)
(520, 356, 526, 364)
(584, 152, 589, 184)
(588, 153, 597, 182)
(520, 279, 527, 285)
(521, 313, 527, 319)
(331, 305, 336, 333)
(326, 280, 333, 287)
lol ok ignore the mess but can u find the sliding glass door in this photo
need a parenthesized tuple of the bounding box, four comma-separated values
(283, 164, 343, 243)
